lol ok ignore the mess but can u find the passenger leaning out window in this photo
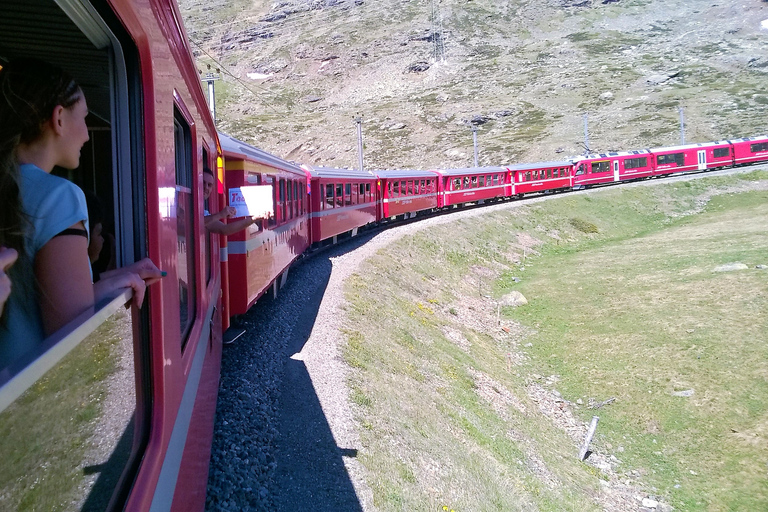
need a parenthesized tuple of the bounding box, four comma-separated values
(0, 59, 164, 369)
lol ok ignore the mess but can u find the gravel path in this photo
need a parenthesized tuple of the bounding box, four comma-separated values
(205, 165, 767, 511)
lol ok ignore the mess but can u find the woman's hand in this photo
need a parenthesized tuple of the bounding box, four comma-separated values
(94, 270, 147, 308)
(0, 246, 18, 317)
(100, 258, 165, 285)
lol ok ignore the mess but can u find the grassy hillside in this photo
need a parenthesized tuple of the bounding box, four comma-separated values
(179, 0, 768, 168)
(341, 171, 768, 510)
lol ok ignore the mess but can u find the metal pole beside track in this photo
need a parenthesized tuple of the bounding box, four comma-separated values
(472, 125, 479, 167)
(679, 106, 686, 145)
(354, 115, 364, 172)
(583, 113, 590, 154)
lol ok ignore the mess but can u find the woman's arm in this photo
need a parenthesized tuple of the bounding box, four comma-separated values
(35, 222, 159, 336)
(34, 222, 96, 335)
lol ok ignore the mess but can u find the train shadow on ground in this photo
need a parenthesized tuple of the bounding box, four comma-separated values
(209, 234, 378, 511)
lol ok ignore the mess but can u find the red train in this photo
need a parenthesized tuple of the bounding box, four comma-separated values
(1, 1, 768, 511)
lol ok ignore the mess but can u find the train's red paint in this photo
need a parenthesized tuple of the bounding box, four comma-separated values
(434, 167, 511, 207)
(376, 169, 440, 218)
(731, 136, 768, 166)
(303, 166, 378, 243)
(510, 161, 574, 195)
(220, 134, 310, 316)
(1, 1, 768, 511)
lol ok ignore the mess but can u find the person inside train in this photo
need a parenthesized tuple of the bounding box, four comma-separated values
(0, 59, 164, 367)
(203, 168, 270, 235)
(0, 247, 17, 319)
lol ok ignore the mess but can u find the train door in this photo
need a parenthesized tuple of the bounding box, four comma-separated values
(613, 160, 620, 182)
(697, 150, 706, 170)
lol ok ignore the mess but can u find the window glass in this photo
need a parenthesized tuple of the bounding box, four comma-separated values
(624, 157, 648, 169)
(324, 183, 332, 208)
(345, 183, 352, 205)
(267, 177, 277, 227)
(365, 183, 371, 201)
(591, 161, 610, 173)
(279, 179, 286, 221)
(336, 184, 343, 206)
(713, 147, 729, 158)
(174, 110, 196, 344)
(750, 142, 768, 152)
(0, 307, 137, 510)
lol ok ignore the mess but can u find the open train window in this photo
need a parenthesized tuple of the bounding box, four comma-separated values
(325, 184, 334, 208)
(0, 0, 154, 509)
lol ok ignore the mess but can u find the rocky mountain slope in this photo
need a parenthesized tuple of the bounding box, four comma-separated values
(179, 0, 768, 169)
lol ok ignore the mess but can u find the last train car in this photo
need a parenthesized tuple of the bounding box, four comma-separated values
(0, 1, 222, 510)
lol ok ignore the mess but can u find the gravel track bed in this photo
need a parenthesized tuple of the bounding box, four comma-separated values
(205, 165, 766, 511)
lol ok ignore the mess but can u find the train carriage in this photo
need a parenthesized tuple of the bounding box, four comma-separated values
(220, 134, 310, 316)
(433, 167, 512, 208)
(649, 140, 732, 177)
(509, 161, 574, 195)
(0, 0, 223, 511)
(303, 166, 378, 245)
(376, 169, 439, 219)
(573, 151, 653, 188)
(730, 136, 768, 166)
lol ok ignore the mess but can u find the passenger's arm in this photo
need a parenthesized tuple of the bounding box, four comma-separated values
(205, 216, 259, 236)
(34, 222, 96, 335)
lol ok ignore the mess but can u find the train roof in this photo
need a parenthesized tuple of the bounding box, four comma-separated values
(575, 149, 652, 160)
(219, 132, 304, 173)
(431, 166, 508, 176)
(505, 161, 574, 171)
(373, 169, 438, 179)
(302, 165, 376, 179)
(647, 140, 733, 153)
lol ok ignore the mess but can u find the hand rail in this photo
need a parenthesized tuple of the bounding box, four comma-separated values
(0, 289, 133, 413)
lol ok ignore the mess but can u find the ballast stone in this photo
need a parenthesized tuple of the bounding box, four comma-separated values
(499, 291, 528, 307)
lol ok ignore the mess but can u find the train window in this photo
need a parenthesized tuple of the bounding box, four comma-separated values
(266, 177, 277, 227)
(624, 157, 648, 169)
(174, 108, 197, 344)
(591, 161, 610, 173)
(203, 149, 213, 284)
(657, 153, 685, 166)
(750, 142, 768, 152)
(279, 179, 286, 221)
(345, 183, 352, 205)
(365, 183, 371, 201)
(546, 169, 551, 179)
(325, 184, 333, 208)
(452, 178, 460, 190)
(393, 181, 399, 196)
(713, 148, 729, 158)
(471, 176, 477, 187)
(336, 184, 343, 206)
(287, 179, 293, 219)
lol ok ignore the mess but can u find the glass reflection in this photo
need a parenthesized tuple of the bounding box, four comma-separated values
(0, 307, 136, 511)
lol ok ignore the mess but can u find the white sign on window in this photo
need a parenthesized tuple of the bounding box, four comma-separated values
(229, 185, 274, 218)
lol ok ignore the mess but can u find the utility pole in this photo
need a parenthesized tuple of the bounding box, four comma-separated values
(472, 125, 479, 167)
(200, 64, 221, 123)
(583, 113, 590, 154)
(354, 115, 364, 171)
(678, 106, 686, 145)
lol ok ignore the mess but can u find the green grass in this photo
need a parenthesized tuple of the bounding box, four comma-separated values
(343, 170, 768, 510)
